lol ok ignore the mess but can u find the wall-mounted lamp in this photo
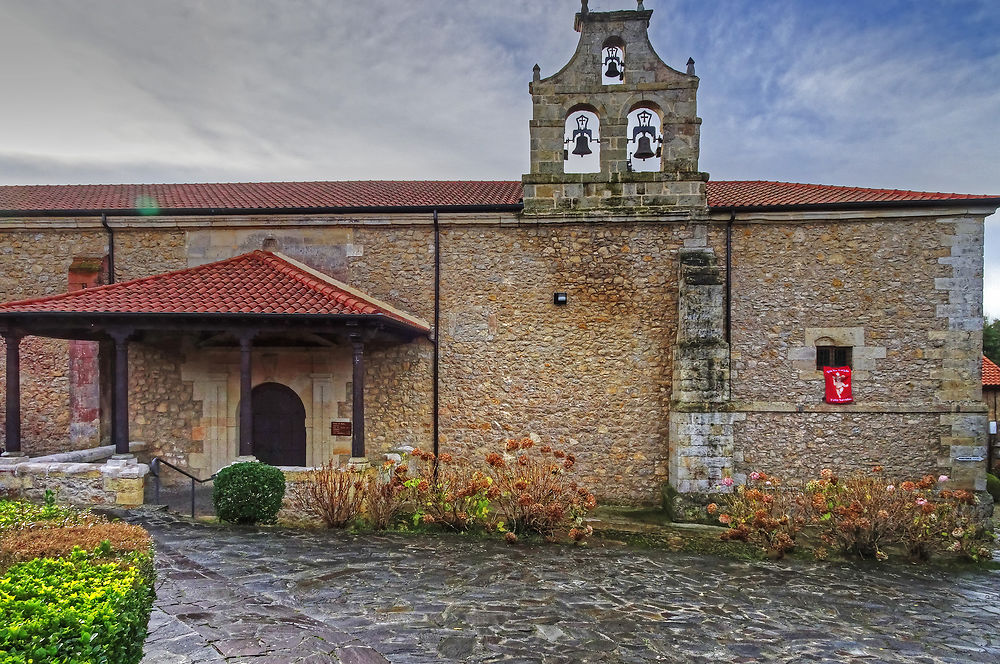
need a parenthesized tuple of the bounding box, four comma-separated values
(553, 292, 568, 306)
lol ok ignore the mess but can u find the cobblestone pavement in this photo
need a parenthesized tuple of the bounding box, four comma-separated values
(129, 509, 1000, 663)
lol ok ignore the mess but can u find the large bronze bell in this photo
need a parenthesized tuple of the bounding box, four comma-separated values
(633, 135, 656, 160)
(571, 134, 593, 156)
(605, 60, 621, 79)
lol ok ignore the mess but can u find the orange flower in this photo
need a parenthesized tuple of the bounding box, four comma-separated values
(521, 438, 534, 449)
(505, 439, 520, 451)
(439, 453, 454, 463)
(718, 514, 731, 525)
(706, 503, 718, 514)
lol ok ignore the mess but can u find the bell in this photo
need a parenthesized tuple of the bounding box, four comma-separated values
(605, 61, 621, 79)
(633, 136, 656, 160)
(572, 134, 593, 157)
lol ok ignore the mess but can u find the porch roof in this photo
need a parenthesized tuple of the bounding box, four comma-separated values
(0, 250, 430, 336)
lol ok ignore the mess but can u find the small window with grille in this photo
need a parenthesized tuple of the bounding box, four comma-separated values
(816, 345, 852, 369)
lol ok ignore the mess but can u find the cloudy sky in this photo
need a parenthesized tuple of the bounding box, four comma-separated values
(1, 0, 998, 315)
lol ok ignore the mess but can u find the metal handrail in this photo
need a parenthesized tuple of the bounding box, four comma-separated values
(149, 457, 217, 518)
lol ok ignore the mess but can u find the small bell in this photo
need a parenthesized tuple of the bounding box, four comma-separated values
(633, 136, 655, 160)
(572, 134, 593, 156)
(603, 46, 624, 81)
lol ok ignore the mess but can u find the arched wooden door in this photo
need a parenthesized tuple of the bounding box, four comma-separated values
(251, 382, 306, 466)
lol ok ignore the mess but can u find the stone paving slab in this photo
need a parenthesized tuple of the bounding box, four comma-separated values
(128, 509, 1000, 663)
(141, 531, 386, 663)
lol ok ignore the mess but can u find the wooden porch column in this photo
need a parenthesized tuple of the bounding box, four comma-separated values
(109, 329, 132, 456)
(3, 332, 23, 455)
(351, 335, 365, 458)
(239, 333, 254, 457)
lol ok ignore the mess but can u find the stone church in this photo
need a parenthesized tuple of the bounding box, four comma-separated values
(0, 2, 997, 506)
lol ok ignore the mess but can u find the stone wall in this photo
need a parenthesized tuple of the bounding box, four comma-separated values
(0, 228, 107, 454)
(728, 211, 988, 489)
(0, 456, 148, 507)
(129, 336, 203, 477)
(437, 221, 694, 504)
(0, 207, 991, 505)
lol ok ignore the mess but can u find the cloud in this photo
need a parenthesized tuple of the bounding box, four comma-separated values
(0, 0, 997, 312)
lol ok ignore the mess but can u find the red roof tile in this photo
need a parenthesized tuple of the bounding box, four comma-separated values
(0, 251, 430, 331)
(985, 356, 1000, 387)
(0, 179, 996, 214)
(0, 181, 523, 213)
(707, 180, 1000, 209)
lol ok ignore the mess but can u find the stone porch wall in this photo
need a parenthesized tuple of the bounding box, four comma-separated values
(0, 456, 148, 507)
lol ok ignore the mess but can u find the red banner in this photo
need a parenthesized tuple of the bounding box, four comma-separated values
(824, 366, 852, 404)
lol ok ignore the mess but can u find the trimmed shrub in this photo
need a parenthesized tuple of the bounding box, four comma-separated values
(213, 461, 286, 524)
(987, 473, 1000, 504)
(0, 550, 154, 664)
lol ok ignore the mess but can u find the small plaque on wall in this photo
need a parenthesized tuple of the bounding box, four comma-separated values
(331, 421, 352, 437)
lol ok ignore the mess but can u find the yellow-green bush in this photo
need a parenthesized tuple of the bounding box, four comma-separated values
(0, 497, 156, 664)
(0, 550, 154, 664)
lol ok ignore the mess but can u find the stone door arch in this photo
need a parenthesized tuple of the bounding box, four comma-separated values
(250, 382, 306, 466)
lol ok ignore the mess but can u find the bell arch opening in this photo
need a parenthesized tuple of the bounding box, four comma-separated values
(626, 104, 663, 173)
(601, 37, 626, 85)
(564, 105, 601, 174)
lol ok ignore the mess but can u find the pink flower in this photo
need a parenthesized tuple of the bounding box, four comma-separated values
(915, 498, 928, 506)
(721, 476, 735, 487)
(749, 471, 761, 481)
(938, 475, 949, 483)
(885, 485, 895, 492)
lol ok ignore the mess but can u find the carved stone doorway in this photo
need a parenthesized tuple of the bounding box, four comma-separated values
(251, 382, 306, 466)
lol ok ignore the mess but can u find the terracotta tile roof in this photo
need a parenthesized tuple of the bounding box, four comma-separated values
(0, 180, 523, 213)
(985, 356, 1000, 387)
(707, 180, 1000, 209)
(0, 251, 430, 331)
(0, 179, 996, 215)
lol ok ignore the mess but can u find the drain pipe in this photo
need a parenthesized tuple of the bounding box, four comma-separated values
(725, 207, 733, 345)
(726, 207, 735, 402)
(101, 213, 115, 284)
(432, 209, 440, 461)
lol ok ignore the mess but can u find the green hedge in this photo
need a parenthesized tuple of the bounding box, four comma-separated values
(987, 473, 1000, 504)
(0, 550, 155, 664)
(213, 461, 286, 524)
